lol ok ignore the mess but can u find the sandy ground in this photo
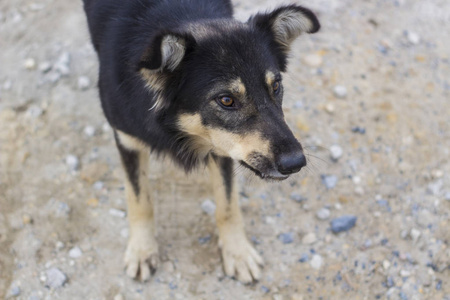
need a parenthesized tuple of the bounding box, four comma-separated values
(1, 0, 449, 299)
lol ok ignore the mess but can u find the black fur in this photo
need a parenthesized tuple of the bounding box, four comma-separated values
(82, 0, 320, 175)
(213, 155, 234, 201)
(114, 131, 140, 196)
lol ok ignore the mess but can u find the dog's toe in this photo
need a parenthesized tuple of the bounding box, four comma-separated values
(124, 237, 159, 281)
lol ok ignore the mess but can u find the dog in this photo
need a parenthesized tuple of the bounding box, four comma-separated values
(82, 0, 320, 283)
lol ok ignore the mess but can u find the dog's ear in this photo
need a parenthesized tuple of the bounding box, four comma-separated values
(248, 5, 320, 71)
(139, 32, 195, 72)
(138, 32, 196, 111)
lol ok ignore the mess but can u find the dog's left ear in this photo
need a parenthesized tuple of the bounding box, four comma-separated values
(248, 5, 320, 71)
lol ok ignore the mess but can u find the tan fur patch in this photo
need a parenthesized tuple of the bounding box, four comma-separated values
(229, 77, 246, 96)
(178, 113, 272, 161)
(116, 130, 148, 151)
(265, 71, 275, 87)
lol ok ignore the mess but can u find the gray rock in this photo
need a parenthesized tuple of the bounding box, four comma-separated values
(68, 246, 82, 258)
(331, 215, 357, 233)
(54, 52, 71, 76)
(321, 175, 338, 189)
(406, 31, 420, 45)
(316, 208, 331, 220)
(333, 85, 347, 98)
(290, 193, 307, 203)
(45, 268, 68, 288)
(26, 105, 43, 118)
(39, 61, 52, 73)
(78, 76, 91, 90)
(65, 155, 79, 171)
(278, 232, 294, 244)
(7, 285, 20, 298)
(410, 228, 421, 243)
(427, 180, 443, 196)
(93, 181, 104, 190)
(201, 199, 216, 215)
(301, 232, 317, 245)
(83, 125, 96, 137)
(109, 208, 126, 218)
(24, 58, 37, 70)
(329, 145, 343, 161)
(310, 254, 323, 269)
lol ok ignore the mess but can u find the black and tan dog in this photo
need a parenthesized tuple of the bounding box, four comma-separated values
(82, 0, 320, 283)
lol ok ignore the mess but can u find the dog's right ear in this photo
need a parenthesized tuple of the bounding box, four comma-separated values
(139, 32, 195, 72)
(138, 32, 196, 111)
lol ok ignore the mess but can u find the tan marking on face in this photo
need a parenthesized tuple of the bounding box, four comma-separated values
(229, 77, 246, 96)
(178, 113, 272, 161)
(265, 70, 275, 87)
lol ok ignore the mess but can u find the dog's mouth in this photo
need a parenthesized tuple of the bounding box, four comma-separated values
(239, 161, 289, 181)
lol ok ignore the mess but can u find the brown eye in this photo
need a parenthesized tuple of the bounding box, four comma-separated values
(219, 96, 234, 107)
(273, 81, 281, 94)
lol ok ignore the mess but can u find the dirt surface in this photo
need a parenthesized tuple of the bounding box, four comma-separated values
(1, 0, 449, 299)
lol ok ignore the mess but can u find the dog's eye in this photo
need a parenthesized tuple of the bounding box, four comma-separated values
(273, 81, 281, 94)
(218, 96, 234, 108)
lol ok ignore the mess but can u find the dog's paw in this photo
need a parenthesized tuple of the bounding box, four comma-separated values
(124, 233, 159, 282)
(219, 231, 264, 283)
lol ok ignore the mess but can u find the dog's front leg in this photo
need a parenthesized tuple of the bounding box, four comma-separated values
(115, 131, 158, 281)
(208, 155, 264, 283)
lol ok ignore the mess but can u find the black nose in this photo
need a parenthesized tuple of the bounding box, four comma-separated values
(277, 152, 307, 175)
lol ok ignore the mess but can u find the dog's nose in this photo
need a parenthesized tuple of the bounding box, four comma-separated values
(277, 152, 307, 175)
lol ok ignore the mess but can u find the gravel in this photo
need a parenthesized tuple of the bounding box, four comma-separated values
(406, 31, 420, 45)
(333, 85, 347, 98)
(45, 268, 68, 289)
(201, 199, 216, 215)
(301, 232, 317, 245)
(302, 53, 323, 67)
(330, 216, 357, 233)
(290, 193, 307, 203)
(83, 125, 96, 137)
(78, 76, 91, 90)
(316, 208, 331, 220)
(109, 208, 126, 218)
(278, 232, 294, 244)
(54, 52, 71, 76)
(329, 145, 343, 161)
(310, 255, 323, 270)
(321, 175, 338, 189)
(68, 246, 83, 258)
(65, 155, 80, 171)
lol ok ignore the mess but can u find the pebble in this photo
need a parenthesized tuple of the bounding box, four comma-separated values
(351, 126, 366, 134)
(400, 270, 411, 277)
(24, 58, 37, 70)
(410, 228, 421, 243)
(3, 80, 12, 91)
(93, 181, 104, 190)
(39, 61, 52, 73)
(7, 285, 21, 298)
(56, 241, 65, 250)
(26, 106, 43, 118)
(109, 208, 126, 218)
(445, 192, 450, 201)
(329, 145, 343, 161)
(68, 246, 83, 258)
(200, 199, 216, 215)
(302, 54, 323, 67)
(22, 214, 33, 225)
(45, 268, 68, 289)
(302, 232, 317, 245)
(310, 254, 323, 270)
(290, 193, 307, 203)
(324, 103, 335, 114)
(406, 31, 420, 45)
(321, 175, 338, 189)
(330, 215, 357, 233)
(113, 294, 124, 300)
(427, 180, 443, 196)
(291, 294, 304, 300)
(83, 125, 96, 137)
(54, 52, 71, 76)
(333, 85, 347, 98)
(316, 208, 331, 220)
(56, 202, 71, 217)
(65, 155, 79, 171)
(383, 260, 391, 270)
(78, 76, 91, 90)
(298, 253, 309, 263)
(278, 232, 294, 244)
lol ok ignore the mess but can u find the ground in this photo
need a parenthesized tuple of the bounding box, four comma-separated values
(0, 0, 449, 299)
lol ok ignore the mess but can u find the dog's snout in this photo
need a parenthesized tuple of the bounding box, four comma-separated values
(277, 152, 307, 175)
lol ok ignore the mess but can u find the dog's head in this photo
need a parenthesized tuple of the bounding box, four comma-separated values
(138, 5, 320, 179)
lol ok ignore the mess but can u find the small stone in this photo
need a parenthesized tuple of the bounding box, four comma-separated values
(3, 80, 12, 91)
(78, 76, 91, 90)
(113, 294, 124, 300)
(68, 247, 82, 258)
(265, 216, 276, 225)
(406, 31, 420, 45)
(321, 175, 338, 189)
(56, 202, 71, 217)
(400, 270, 411, 277)
(56, 241, 65, 250)
(278, 232, 294, 244)
(445, 192, 450, 201)
(329, 145, 343, 161)
(54, 52, 71, 76)
(352, 176, 362, 185)
(87, 198, 100, 207)
(201, 199, 216, 215)
(316, 208, 331, 220)
(302, 54, 323, 67)
(410, 228, 421, 243)
(298, 253, 309, 263)
(39, 61, 52, 73)
(26, 105, 43, 118)
(93, 181, 104, 190)
(290, 193, 307, 203)
(24, 58, 37, 70)
(310, 254, 323, 270)
(22, 214, 33, 225)
(109, 208, 126, 218)
(324, 103, 335, 114)
(427, 180, 443, 195)
(7, 285, 21, 298)
(383, 260, 391, 270)
(291, 294, 304, 300)
(65, 155, 79, 171)
(302, 233, 317, 245)
(333, 85, 347, 98)
(330, 215, 357, 233)
(47, 71, 61, 83)
(431, 169, 444, 179)
(273, 294, 284, 300)
(83, 125, 96, 137)
(351, 126, 366, 134)
(198, 235, 211, 245)
(45, 268, 68, 289)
